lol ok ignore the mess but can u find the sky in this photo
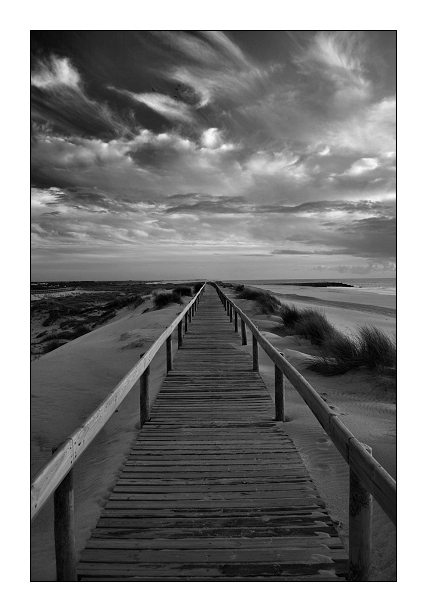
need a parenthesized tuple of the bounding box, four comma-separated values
(31, 30, 396, 281)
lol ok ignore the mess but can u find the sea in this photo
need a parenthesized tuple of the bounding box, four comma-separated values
(231, 277, 396, 296)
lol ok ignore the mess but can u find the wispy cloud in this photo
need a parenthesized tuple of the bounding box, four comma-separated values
(295, 31, 371, 107)
(109, 87, 195, 123)
(31, 55, 81, 90)
(31, 55, 134, 138)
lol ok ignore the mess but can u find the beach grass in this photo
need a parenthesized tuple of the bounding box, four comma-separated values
(307, 325, 396, 377)
(234, 285, 281, 314)
(153, 290, 182, 309)
(172, 285, 193, 298)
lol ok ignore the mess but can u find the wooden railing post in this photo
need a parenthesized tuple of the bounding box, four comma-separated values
(275, 365, 285, 421)
(349, 442, 373, 581)
(166, 335, 173, 372)
(53, 452, 77, 582)
(229, 304, 233, 323)
(234, 311, 238, 333)
(241, 319, 247, 345)
(252, 335, 259, 372)
(185, 312, 188, 333)
(178, 321, 183, 348)
(140, 361, 150, 426)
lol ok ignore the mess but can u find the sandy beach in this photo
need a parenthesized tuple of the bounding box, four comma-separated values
(31, 281, 396, 581)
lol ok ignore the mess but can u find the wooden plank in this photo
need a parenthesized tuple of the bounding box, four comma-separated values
(85, 536, 344, 550)
(80, 548, 348, 563)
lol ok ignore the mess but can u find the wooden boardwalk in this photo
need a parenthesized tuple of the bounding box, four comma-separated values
(77, 286, 348, 581)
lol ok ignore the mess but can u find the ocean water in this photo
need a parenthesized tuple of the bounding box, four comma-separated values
(231, 277, 396, 312)
(234, 277, 396, 295)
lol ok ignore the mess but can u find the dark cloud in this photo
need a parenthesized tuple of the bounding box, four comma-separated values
(272, 248, 348, 255)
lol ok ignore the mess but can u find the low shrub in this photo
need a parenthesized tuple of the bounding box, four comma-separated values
(59, 318, 76, 329)
(98, 310, 117, 324)
(172, 285, 193, 298)
(130, 295, 145, 309)
(153, 291, 181, 309)
(193, 282, 204, 293)
(103, 293, 144, 311)
(73, 324, 91, 337)
(43, 339, 64, 354)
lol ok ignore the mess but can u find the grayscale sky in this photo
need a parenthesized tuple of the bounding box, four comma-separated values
(31, 31, 396, 281)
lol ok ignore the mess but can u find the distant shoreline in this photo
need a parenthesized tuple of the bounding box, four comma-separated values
(269, 291, 396, 318)
(270, 282, 354, 288)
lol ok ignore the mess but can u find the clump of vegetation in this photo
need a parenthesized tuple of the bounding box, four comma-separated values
(43, 324, 92, 343)
(103, 293, 144, 311)
(172, 285, 193, 298)
(293, 309, 338, 346)
(234, 285, 281, 315)
(278, 305, 338, 345)
(278, 304, 302, 330)
(98, 310, 117, 324)
(276, 302, 397, 379)
(43, 339, 66, 354)
(307, 325, 396, 378)
(153, 291, 182, 309)
(193, 282, 204, 293)
(308, 332, 362, 375)
(358, 325, 397, 373)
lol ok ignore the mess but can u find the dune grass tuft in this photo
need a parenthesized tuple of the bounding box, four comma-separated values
(307, 325, 396, 377)
(357, 325, 396, 373)
(153, 291, 181, 309)
(293, 309, 338, 346)
(172, 285, 193, 298)
(278, 305, 337, 346)
(234, 285, 281, 315)
(43, 339, 65, 354)
(278, 303, 303, 332)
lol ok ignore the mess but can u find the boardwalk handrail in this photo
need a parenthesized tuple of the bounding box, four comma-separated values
(31, 283, 206, 526)
(212, 282, 396, 581)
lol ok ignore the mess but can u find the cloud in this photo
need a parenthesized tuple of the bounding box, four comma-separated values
(285, 215, 396, 260)
(343, 157, 379, 175)
(326, 96, 396, 156)
(31, 55, 81, 90)
(201, 128, 224, 149)
(109, 87, 195, 123)
(31, 55, 134, 138)
(295, 31, 371, 108)
(271, 248, 348, 255)
(313, 261, 396, 274)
